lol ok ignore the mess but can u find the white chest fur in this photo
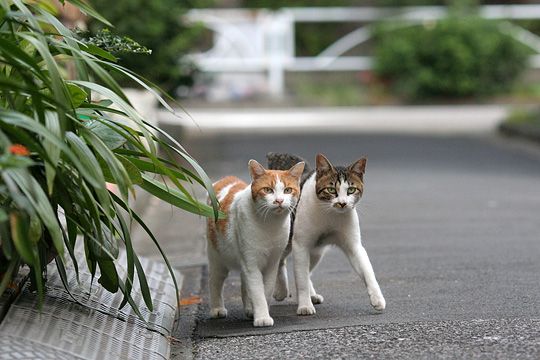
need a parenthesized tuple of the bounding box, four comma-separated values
(216, 186, 290, 270)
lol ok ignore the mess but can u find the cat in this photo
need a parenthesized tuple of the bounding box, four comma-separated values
(267, 152, 386, 315)
(206, 159, 305, 327)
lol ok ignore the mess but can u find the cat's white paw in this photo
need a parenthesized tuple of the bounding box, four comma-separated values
(370, 294, 386, 311)
(244, 308, 254, 319)
(253, 316, 274, 327)
(209, 307, 228, 318)
(297, 305, 316, 315)
(311, 294, 324, 304)
(273, 284, 289, 302)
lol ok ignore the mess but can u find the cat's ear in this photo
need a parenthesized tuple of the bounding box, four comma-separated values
(287, 161, 305, 179)
(348, 157, 367, 176)
(316, 153, 334, 174)
(248, 159, 266, 179)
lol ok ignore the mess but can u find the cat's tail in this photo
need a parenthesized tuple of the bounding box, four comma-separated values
(266, 152, 312, 177)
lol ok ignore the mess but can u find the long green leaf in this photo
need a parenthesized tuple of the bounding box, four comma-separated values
(152, 132, 220, 220)
(80, 127, 131, 199)
(9, 212, 35, 265)
(66, 0, 112, 27)
(97, 259, 119, 293)
(0, 219, 14, 260)
(122, 156, 188, 182)
(44, 111, 61, 195)
(65, 131, 111, 211)
(114, 202, 136, 310)
(17, 33, 71, 130)
(109, 192, 179, 309)
(85, 118, 127, 150)
(5, 169, 64, 257)
(69, 81, 155, 153)
(0, 37, 50, 84)
(139, 175, 218, 218)
(0, 110, 102, 188)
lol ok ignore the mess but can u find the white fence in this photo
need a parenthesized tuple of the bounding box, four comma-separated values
(186, 5, 540, 98)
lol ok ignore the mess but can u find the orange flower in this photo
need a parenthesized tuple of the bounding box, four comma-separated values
(9, 144, 30, 156)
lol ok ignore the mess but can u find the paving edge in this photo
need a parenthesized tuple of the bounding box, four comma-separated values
(171, 266, 205, 360)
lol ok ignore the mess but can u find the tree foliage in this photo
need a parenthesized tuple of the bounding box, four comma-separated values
(89, 0, 212, 95)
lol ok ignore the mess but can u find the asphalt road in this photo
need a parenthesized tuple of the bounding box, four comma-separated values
(172, 132, 540, 359)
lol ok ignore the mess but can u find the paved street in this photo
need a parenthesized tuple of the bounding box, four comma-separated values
(135, 129, 540, 359)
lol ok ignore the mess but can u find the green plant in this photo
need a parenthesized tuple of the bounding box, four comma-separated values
(499, 108, 540, 141)
(0, 0, 219, 316)
(76, 28, 152, 55)
(89, 0, 212, 96)
(373, 16, 530, 99)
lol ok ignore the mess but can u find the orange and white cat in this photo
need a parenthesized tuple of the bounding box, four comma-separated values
(207, 159, 304, 327)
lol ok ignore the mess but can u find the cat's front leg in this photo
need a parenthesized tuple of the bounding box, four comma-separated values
(243, 265, 274, 327)
(273, 245, 291, 301)
(273, 259, 289, 301)
(208, 254, 229, 318)
(240, 273, 253, 319)
(308, 247, 326, 305)
(293, 241, 316, 315)
(341, 240, 386, 311)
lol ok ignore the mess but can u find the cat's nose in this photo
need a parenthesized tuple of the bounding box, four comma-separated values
(274, 199, 284, 206)
(336, 202, 346, 208)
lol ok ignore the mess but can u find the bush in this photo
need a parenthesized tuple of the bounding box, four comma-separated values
(373, 17, 530, 99)
(0, 1, 219, 313)
(499, 108, 540, 141)
(89, 0, 211, 96)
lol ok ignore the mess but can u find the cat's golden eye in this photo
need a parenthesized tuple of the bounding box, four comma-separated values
(262, 187, 274, 194)
(326, 187, 336, 194)
(284, 187, 293, 194)
(347, 187, 357, 195)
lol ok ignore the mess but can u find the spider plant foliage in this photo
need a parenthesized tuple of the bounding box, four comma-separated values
(0, 0, 220, 316)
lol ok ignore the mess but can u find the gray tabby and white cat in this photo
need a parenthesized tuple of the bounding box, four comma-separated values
(267, 153, 386, 315)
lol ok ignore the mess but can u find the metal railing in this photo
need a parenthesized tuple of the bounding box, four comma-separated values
(186, 5, 540, 97)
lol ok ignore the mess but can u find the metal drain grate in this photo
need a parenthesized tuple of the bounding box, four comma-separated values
(0, 335, 80, 360)
(45, 250, 179, 336)
(0, 247, 181, 360)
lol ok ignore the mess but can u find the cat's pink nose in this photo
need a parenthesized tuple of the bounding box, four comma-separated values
(336, 202, 346, 208)
(274, 199, 284, 205)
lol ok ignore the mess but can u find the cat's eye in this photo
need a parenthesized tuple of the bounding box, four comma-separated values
(262, 187, 274, 194)
(284, 187, 293, 194)
(326, 187, 336, 194)
(347, 187, 357, 195)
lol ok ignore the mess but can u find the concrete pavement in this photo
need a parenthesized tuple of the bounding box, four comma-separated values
(132, 122, 540, 359)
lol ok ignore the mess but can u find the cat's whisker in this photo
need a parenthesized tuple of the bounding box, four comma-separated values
(255, 205, 267, 217)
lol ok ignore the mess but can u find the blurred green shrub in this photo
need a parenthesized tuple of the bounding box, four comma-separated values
(89, 0, 212, 96)
(499, 108, 540, 141)
(373, 17, 530, 99)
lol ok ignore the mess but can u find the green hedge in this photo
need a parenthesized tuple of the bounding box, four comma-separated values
(373, 17, 530, 99)
(89, 0, 211, 96)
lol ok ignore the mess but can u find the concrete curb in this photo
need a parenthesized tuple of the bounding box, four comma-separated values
(158, 105, 509, 136)
(499, 122, 540, 143)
